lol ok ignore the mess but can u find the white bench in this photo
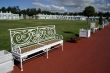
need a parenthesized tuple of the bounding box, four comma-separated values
(9, 25, 63, 71)
(79, 28, 91, 38)
(102, 20, 109, 27)
(90, 22, 99, 33)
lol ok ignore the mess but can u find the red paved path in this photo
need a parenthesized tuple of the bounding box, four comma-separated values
(13, 25, 110, 73)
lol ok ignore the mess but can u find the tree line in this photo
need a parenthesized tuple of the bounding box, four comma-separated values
(0, 6, 110, 18)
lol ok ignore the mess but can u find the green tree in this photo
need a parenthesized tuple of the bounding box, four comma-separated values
(11, 6, 20, 14)
(25, 8, 37, 16)
(98, 12, 103, 25)
(1, 7, 6, 12)
(6, 6, 20, 14)
(7, 6, 11, 12)
(83, 6, 96, 17)
(104, 12, 110, 21)
(37, 8, 41, 14)
(83, 6, 96, 24)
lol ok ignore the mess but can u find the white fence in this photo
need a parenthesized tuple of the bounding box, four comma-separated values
(37, 14, 87, 20)
(0, 11, 20, 20)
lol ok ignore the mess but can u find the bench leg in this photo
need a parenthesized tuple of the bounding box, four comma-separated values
(62, 43, 63, 51)
(46, 49, 48, 59)
(20, 58, 23, 71)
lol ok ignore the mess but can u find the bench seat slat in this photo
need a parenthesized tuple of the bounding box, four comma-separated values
(21, 44, 43, 54)
(41, 39, 61, 45)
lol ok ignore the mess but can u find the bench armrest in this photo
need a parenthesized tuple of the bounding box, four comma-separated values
(12, 46, 21, 54)
(55, 34, 63, 40)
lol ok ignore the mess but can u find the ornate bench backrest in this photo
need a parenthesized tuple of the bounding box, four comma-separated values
(38, 25, 56, 43)
(9, 27, 39, 51)
(9, 25, 56, 52)
(90, 22, 96, 29)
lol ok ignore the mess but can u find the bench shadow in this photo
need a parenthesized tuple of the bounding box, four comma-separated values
(14, 52, 46, 70)
(14, 46, 60, 70)
(14, 60, 21, 69)
(63, 31, 73, 34)
(66, 33, 80, 43)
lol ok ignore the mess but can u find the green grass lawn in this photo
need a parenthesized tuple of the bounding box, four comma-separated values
(0, 19, 90, 51)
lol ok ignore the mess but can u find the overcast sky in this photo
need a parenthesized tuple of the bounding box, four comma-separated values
(0, 0, 110, 12)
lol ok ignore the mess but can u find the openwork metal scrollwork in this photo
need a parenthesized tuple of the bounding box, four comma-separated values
(9, 25, 62, 53)
(38, 25, 56, 42)
(9, 28, 39, 48)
